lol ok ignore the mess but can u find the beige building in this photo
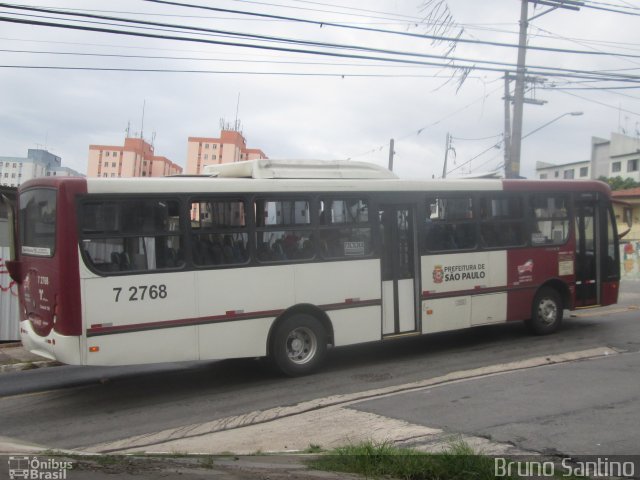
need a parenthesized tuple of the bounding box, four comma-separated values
(88, 137, 182, 178)
(613, 187, 640, 241)
(186, 130, 267, 175)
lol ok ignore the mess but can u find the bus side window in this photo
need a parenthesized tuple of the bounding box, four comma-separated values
(530, 195, 569, 245)
(479, 196, 525, 248)
(318, 198, 371, 259)
(190, 199, 248, 267)
(80, 199, 184, 274)
(424, 196, 476, 252)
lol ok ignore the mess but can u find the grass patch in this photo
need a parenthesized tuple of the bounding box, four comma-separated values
(305, 444, 323, 454)
(199, 456, 215, 469)
(309, 440, 514, 480)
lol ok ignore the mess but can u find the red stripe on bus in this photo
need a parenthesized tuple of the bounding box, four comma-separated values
(422, 286, 508, 299)
(86, 298, 382, 337)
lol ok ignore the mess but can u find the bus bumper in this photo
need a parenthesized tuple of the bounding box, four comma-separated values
(19, 320, 82, 365)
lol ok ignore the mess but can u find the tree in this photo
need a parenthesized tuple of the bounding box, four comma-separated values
(598, 176, 640, 191)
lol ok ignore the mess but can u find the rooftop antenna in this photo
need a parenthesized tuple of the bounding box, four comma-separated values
(125, 121, 131, 138)
(234, 93, 241, 132)
(151, 131, 156, 149)
(140, 99, 146, 140)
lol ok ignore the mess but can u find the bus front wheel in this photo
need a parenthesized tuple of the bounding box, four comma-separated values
(270, 313, 327, 377)
(526, 287, 563, 335)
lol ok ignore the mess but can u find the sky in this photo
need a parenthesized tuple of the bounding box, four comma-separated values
(0, 0, 639, 180)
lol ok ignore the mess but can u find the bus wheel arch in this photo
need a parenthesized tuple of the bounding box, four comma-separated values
(526, 281, 567, 335)
(267, 304, 333, 376)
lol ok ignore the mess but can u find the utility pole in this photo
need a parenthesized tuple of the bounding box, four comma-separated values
(503, 73, 512, 175)
(508, 0, 528, 179)
(508, 0, 581, 179)
(442, 133, 452, 178)
(388, 138, 395, 171)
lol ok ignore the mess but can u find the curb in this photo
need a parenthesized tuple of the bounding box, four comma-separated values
(0, 360, 59, 374)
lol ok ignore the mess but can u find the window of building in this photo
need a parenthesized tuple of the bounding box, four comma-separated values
(190, 199, 248, 266)
(12, 163, 16, 168)
(628, 159, 639, 172)
(612, 162, 621, 173)
(105, 151, 110, 157)
(530, 195, 569, 245)
(554, 171, 559, 178)
(204, 154, 208, 160)
(255, 198, 314, 261)
(540, 173, 548, 179)
(212, 155, 217, 160)
(80, 198, 184, 273)
(563, 169, 574, 179)
(3, 173, 7, 178)
(112, 162, 117, 168)
(11, 173, 15, 178)
(204, 143, 209, 148)
(103, 173, 108, 177)
(580, 166, 589, 177)
(212, 144, 217, 149)
(424, 196, 476, 252)
(318, 198, 371, 258)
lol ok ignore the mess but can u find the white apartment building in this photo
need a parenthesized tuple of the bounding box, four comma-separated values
(0, 149, 82, 187)
(535, 133, 640, 181)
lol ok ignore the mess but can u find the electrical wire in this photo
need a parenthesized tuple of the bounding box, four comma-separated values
(1, 13, 639, 84)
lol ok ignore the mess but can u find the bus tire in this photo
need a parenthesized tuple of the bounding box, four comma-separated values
(526, 287, 563, 335)
(270, 313, 327, 377)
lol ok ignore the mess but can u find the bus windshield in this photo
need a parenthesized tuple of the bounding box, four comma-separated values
(19, 188, 57, 257)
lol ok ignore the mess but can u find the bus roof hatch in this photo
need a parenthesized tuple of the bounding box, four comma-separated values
(203, 159, 398, 180)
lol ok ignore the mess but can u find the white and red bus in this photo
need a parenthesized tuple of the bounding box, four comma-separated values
(6, 160, 620, 376)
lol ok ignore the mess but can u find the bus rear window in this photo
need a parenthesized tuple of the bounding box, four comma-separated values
(19, 189, 56, 257)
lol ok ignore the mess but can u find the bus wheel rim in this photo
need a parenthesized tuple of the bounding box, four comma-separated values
(538, 298, 557, 325)
(286, 326, 317, 365)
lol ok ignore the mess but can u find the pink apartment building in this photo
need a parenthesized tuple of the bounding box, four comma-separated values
(186, 129, 267, 174)
(88, 137, 183, 178)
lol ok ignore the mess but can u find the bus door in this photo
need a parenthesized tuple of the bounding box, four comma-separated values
(574, 195, 600, 307)
(379, 205, 420, 335)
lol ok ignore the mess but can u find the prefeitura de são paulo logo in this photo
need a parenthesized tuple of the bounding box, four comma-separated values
(432, 265, 444, 284)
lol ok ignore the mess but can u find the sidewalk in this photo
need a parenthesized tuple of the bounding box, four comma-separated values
(0, 342, 57, 373)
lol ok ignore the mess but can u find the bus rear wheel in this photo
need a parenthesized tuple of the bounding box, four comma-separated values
(526, 287, 563, 335)
(270, 313, 327, 377)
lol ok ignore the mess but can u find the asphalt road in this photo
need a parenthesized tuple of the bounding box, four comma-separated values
(0, 281, 638, 455)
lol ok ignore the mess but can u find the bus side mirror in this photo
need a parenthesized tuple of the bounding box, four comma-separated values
(5, 260, 23, 283)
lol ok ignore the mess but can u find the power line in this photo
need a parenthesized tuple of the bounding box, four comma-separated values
(558, 89, 640, 116)
(580, 0, 640, 15)
(1, 12, 639, 84)
(446, 140, 503, 177)
(0, 64, 464, 77)
(135, 0, 640, 59)
(347, 84, 503, 161)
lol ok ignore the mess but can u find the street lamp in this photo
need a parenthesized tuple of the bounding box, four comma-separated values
(522, 111, 583, 140)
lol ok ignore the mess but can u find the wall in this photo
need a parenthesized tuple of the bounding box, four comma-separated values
(621, 241, 640, 279)
(0, 246, 20, 341)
